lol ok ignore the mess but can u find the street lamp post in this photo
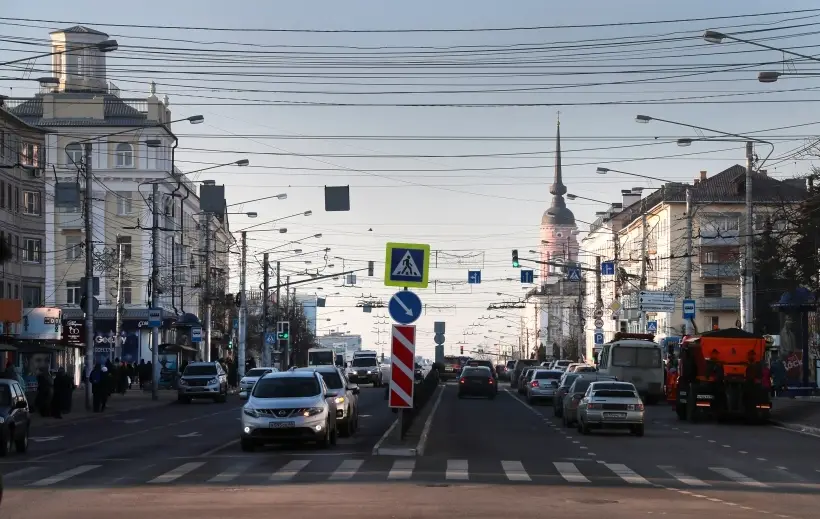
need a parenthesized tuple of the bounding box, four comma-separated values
(635, 115, 774, 333)
(0, 39, 119, 67)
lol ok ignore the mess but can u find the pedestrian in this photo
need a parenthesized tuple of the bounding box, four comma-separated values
(137, 360, 147, 389)
(90, 364, 103, 412)
(35, 367, 53, 418)
(51, 367, 72, 419)
(118, 361, 128, 395)
(100, 366, 111, 411)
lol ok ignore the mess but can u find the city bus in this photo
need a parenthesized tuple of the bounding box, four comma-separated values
(307, 347, 335, 367)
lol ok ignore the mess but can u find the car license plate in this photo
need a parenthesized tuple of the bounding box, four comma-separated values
(445, 367, 453, 371)
(189, 387, 205, 391)
(270, 421, 295, 429)
(603, 412, 627, 419)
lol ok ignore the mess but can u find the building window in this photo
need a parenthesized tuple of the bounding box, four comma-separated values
(13, 235, 18, 261)
(22, 238, 41, 263)
(121, 280, 132, 304)
(0, 180, 4, 209)
(115, 143, 134, 168)
(20, 142, 39, 167)
(116, 192, 132, 215)
(66, 281, 81, 305)
(22, 191, 41, 216)
(704, 284, 723, 298)
(6, 184, 11, 211)
(14, 187, 19, 212)
(710, 316, 720, 330)
(65, 142, 84, 166)
(13, 285, 18, 300)
(66, 235, 82, 261)
(116, 235, 132, 260)
(703, 251, 717, 264)
(22, 286, 41, 307)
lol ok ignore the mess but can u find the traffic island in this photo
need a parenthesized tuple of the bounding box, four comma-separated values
(373, 382, 445, 456)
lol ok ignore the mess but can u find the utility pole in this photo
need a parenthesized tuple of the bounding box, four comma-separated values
(283, 275, 291, 369)
(262, 253, 270, 367)
(595, 256, 603, 309)
(275, 261, 281, 369)
(150, 183, 160, 400)
(639, 212, 648, 332)
(238, 231, 247, 378)
(204, 212, 212, 362)
(742, 141, 755, 332)
(612, 229, 621, 300)
(114, 239, 124, 360)
(83, 143, 95, 411)
(684, 188, 695, 335)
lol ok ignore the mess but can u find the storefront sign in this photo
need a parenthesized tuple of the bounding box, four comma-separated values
(19, 308, 62, 340)
(63, 320, 85, 345)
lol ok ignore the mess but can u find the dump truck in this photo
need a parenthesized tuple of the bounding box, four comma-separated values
(672, 328, 771, 423)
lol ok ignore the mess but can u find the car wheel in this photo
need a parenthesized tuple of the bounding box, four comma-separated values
(488, 393, 496, 400)
(457, 393, 463, 399)
(15, 425, 28, 453)
(0, 431, 11, 457)
(178, 396, 191, 404)
(318, 423, 332, 449)
(240, 438, 255, 452)
(632, 424, 645, 437)
(554, 406, 562, 417)
(340, 416, 354, 438)
(330, 424, 338, 446)
(580, 421, 591, 435)
(217, 390, 228, 403)
(527, 397, 535, 405)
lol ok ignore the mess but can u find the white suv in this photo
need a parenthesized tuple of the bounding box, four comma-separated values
(241, 371, 339, 451)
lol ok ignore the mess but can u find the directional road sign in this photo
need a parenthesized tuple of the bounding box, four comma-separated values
(566, 268, 582, 282)
(265, 332, 277, 345)
(191, 327, 202, 343)
(233, 318, 239, 330)
(384, 242, 430, 289)
(638, 290, 676, 312)
(521, 270, 534, 284)
(682, 299, 696, 319)
(468, 270, 482, 284)
(389, 290, 423, 325)
(646, 321, 658, 332)
(390, 325, 416, 409)
(594, 331, 605, 345)
(148, 308, 162, 327)
(601, 261, 615, 276)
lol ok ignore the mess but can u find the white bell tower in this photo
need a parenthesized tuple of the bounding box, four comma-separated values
(49, 25, 111, 93)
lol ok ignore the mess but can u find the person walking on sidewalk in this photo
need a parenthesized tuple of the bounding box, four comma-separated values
(51, 367, 73, 419)
(35, 367, 53, 417)
(90, 364, 103, 412)
(100, 366, 112, 411)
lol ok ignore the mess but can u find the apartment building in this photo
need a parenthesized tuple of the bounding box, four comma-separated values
(6, 25, 232, 361)
(0, 103, 48, 317)
(579, 166, 806, 360)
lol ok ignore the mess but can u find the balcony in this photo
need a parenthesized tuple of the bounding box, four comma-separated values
(698, 233, 739, 247)
(699, 297, 740, 311)
(55, 211, 83, 229)
(699, 263, 740, 279)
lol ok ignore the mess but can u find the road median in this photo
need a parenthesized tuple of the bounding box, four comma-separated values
(373, 379, 445, 457)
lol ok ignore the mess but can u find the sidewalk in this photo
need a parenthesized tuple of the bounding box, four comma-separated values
(770, 395, 820, 434)
(29, 387, 178, 429)
(373, 383, 445, 456)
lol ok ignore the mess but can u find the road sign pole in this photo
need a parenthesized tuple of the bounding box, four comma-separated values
(262, 253, 270, 368)
(639, 212, 648, 331)
(238, 231, 247, 378)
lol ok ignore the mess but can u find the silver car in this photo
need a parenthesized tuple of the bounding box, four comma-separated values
(526, 369, 563, 405)
(577, 381, 645, 436)
(561, 374, 617, 427)
(240, 371, 339, 451)
(177, 361, 228, 403)
(294, 366, 360, 437)
(239, 367, 278, 399)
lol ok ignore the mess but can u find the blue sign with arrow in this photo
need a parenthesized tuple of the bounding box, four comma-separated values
(389, 290, 423, 325)
(601, 261, 615, 276)
(521, 270, 534, 283)
(468, 270, 481, 284)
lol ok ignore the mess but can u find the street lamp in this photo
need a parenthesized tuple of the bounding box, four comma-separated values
(0, 39, 119, 67)
(236, 210, 311, 233)
(595, 166, 670, 184)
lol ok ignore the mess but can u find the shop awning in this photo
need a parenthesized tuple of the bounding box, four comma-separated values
(14, 343, 64, 353)
(158, 343, 198, 353)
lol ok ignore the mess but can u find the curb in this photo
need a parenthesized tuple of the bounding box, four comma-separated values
(34, 399, 177, 429)
(373, 383, 446, 457)
(770, 420, 820, 437)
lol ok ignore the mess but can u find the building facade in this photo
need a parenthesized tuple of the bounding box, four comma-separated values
(6, 25, 232, 362)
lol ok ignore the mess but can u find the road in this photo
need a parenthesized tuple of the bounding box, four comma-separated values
(3, 380, 818, 518)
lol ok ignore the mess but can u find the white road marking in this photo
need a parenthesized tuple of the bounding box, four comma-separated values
(553, 462, 589, 483)
(446, 459, 469, 480)
(4, 467, 40, 480)
(415, 384, 446, 456)
(387, 459, 415, 480)
(208, 461, 254, 483)
(149, 462, 205, 484)
(501, 460, 531, 482)
(329, 459, 364, 481)
(658, 465, 710, 487)
(30, 465, 100, 487)
(270, 459, 310, 481)
(604, 463, 651, 485)
(709, 467, 768, 487)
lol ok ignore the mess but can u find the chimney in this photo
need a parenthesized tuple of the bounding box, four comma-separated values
(621, 189, 640, 208)
(693, 178, 700, 185)
(699, 170, 707, 181)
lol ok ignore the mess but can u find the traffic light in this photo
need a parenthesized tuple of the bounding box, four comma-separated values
(234, 292, 241, 308)
(512, 249, 520, 268)
(277, 321, 290, 340)
(460, 345, 464, 355)
(368, 260, 374, 276)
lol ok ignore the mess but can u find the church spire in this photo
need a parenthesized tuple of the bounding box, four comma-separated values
(545, 117, 573, 224)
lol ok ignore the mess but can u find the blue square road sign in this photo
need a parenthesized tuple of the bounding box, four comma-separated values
(468, 270, 481, 284)
(384, 242, 430, 288)
(521, 270, 534, 284)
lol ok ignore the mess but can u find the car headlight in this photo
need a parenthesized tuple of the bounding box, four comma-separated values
(335, 396, 345, 404)
(208, 378, 218, 385)
(302, 407, 324, 417)
(366, 370, 372, 374)
(0, 417, 4, 424)
(243, 407, 259, 418)
(179, 379, 188, 386)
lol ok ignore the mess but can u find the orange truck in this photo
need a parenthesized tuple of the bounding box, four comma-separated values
(672, 328, 771, 423)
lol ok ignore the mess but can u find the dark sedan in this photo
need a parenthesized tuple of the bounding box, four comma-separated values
(457, 366, 497, 399)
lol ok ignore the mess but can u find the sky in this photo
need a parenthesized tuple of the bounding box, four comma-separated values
(3, 0, 820, 359)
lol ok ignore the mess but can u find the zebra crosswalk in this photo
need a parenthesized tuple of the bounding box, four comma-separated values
(4, 457, 820, 490)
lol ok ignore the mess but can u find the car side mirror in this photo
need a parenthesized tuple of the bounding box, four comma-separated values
(15, 400, 28, 409)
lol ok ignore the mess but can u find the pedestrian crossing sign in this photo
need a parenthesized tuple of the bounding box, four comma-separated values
(385, 242, 430, 288)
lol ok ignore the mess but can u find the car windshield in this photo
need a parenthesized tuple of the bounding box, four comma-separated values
(560, 374, 581, 388)
(611, 346, 662, 368)
(252, 377, 320, 398)
(184, 365, 217, 376)
(593, 389, 637, 398)
(571, 379, 596, 393)
(463, 367, 491, 376)
(0, 386, 11, 407)
(535, 371, 561, 380)
(246, 369, 270, 377)
(352, 358, 377, 367)
(318, 371, 344, 389)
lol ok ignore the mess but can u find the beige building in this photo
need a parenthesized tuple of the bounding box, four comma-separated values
(6, 25, 232, 361)
(0, 102, 49, 319)
(580, 166, 806, 360)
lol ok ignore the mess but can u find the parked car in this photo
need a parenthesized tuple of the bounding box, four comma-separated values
(178, 361, 229, 403)
(0, 379, 30, 456)
(239, 367, 278, 399)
